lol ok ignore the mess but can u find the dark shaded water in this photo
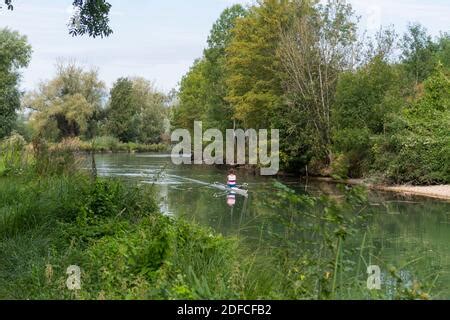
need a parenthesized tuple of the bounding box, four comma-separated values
(90, 153, 450, 298)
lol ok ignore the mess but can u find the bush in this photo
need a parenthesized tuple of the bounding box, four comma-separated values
(93, 136, 121, 153)
(372, 67, 450, 184)
(0, 132, 29, 176)
(331, 153, 350, 180)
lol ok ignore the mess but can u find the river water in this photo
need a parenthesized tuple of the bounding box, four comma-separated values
(91, 152, 450, 298)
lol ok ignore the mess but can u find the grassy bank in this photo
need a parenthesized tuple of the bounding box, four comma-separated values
(49, 136, 169, 154)
(0, 173, 240, 299)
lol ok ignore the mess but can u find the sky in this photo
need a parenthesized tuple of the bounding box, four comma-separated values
(0, 0, 449, 93)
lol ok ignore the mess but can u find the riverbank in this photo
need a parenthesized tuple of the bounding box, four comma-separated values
(312, 177, 450, 201)
(46, 137, 169, 154)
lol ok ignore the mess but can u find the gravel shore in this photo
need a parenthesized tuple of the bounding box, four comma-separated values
(314, 178, 450, 201)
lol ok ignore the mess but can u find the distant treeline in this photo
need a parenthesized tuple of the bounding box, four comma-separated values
(171, 0, 450, 185)
(0, 36, 171, 147)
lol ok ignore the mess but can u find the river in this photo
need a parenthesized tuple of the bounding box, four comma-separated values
(90, 152, 450, 299)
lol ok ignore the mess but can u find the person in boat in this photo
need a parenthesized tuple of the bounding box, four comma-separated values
(227, 168, 237, 189)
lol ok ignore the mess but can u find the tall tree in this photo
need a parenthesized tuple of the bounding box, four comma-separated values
(25, 63, 106, 140)
(0, 28, 32, 139)
(401, 23, 437, 85)
(132, 78, 167, 144)
(203, 4, 248, 131)
(373, 65, 450, 184)
(434, 33, 450, 70)
(172, 59, 208, 132)
(173, 5, 248, 133)
(107, 78, 139, 142)
(332, 57, 402, 177)
(225, 0, 294, 129)
(278, 0, 358, 164)
(107, 77, 167, 143)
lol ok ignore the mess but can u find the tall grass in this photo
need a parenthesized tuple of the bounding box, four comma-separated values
(47, 136, 168, 154)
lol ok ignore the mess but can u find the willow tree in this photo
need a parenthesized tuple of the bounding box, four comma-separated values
(25, 63, 106, 141)
(278, 0, 358, 165)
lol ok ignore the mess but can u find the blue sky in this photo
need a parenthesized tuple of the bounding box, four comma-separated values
(0, 0, 449, 93)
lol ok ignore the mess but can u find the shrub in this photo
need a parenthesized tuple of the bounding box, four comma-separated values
(372, 66, 450, 184)
(331, 153, 350, 180)
(32, 137, 81, 176)
(93, 136, 121, 152)
(0, 132, 29, 176)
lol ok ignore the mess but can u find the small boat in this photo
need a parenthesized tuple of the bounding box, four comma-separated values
(144, 175, 249, 197)
(213, 182, 248, 197)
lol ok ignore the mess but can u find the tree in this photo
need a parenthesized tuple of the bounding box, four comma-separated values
(25, 63, 106, 140)
(203, 4, 248, 131)
(207, 4, 248, 52)
(225, 0, 294, 129)
(401, 23, 437, 85)
(278, 0, 358, 165)
(107, 77, 166, 143)
(332, 57, 402, 177)
(132, 78, 167, 144)
(172, 59, 208, 132)
(173, 5, 248, 133)
(434, 33, 450, 70)
(2, 0, 112, 38)
(0, 28, 32, 139)
(373, 65, 450, 184)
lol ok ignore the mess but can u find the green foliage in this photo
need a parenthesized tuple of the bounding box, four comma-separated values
(107, 78, 139, 142)
(435, 33, 450, 69)
(173, 5, 248, 133)
(0, 132, 28, 176)
(92, 135, 120, 152)
(330, 153, 350, 180)
(278, 0, 359, 167)
(225, 0, 292, 129)
(332, 58, 403, 177)
(172, 60, 208, 132)
(107, 77, 167, 143)
(0, 28, 32, 139)
(26, 63, 106, 141)
(401, 23, 438, 84)
(373, 66, 450, 184)
(69, 0, 112, 38)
